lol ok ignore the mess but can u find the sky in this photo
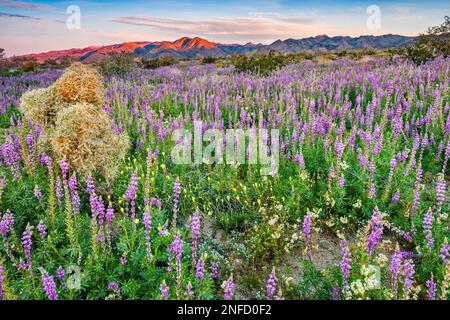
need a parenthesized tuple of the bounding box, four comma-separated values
(0, 0, 449, 56)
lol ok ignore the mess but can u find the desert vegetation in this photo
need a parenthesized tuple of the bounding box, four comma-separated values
(0, 18, 448, 301)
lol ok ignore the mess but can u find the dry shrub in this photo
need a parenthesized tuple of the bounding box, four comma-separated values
(18, 62, 128, 182)
(19, 85, 66, 128)
(55, 63, 104, 105)
(50, 102, 129, 182)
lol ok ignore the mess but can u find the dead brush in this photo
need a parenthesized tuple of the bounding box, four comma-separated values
(50, 102, 129, 182)
(19, 84, 67, 128)
(54, 63, 104, 105)
(18, 62, 128, 182)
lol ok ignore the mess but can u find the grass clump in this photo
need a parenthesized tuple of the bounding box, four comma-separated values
(54, 62, 104, 105)
(19, 84, 66, 128)
(18, 62, 128, 182)
(50, 102, 129, 182)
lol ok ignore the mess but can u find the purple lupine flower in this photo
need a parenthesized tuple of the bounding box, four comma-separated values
(68, 175, 80, 213)
(158, 224, 169, 237)
(368, 160, 376, 199)
(2, 141, 20, 178)
(169, 233, 183, 291)
(390, 249, 416, 297)
(21, 226, 33, 273)
(25, 133, 34, 153)
(294, 152, 305, 168)
(34, 185, 42, 203)
(373, 138, 383, 156)
(444, 139, 450, 172)
(184, 282, 194, 297)
(25, 134, 35, 166)
(401, 259, 415, 295)
(190, 212, 201, 264)
(150, 197, 162, 209)
(172, 178, 181, 224)
(368, 181, 376, 199)
(159, 281, 170, 299)
(59, 160, 69, 180)
(389, 251, 403, 295)
(0, 263, 5, 300)
(426, 278, 437, 300)
(328, 165, 335, 180)
(391, 191, 401, 204)
(143, 208, 152, 261)
(388, 158, 397, 180)
(94, 196, 106, 244)
(119, 255, 127, 265)
(18, 261, 27, 270)
(412, 165, 423, 215)
(366, 207, 383, 255)
(0, 177, 7, 196)
(437, 143, 444, 157)
(384, 222, 413, 242)
(340, 239, 352, 291)
(55, 177, 63, 204)
(0, 210, 14, 240)
(195, 257, 205, 281)
(108, 282, 120, 296)
(303, 213, 312, 254)
(125, 172, 138, 202)
(210, 261, 218, 279)
(222, 276, 235, 301)
(55, 267, 65, 286)
(357, 148, 368, 168)
(125, 172, 138, 221)
(440, 244, 449, 265)
(423, 208, 434, 248)
(332, 286, 340, 300)
(37, 221, 47, 237)
(436, 178, 446, 213)
(86, 176, 95, 196)
(338, 175, 345, 188)
(105, 204, 114, 249)
(334, 140, 345, 160)
(41, 273, 58, 300)
(44, 155, 53, 169)
(39, 154, 48, 166)
(89, 194, 99, 244)
(266, 268, 277, 299)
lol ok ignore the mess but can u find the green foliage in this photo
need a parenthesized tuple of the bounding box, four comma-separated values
(142, 56, 176, 69)
(97, 53, 137, 78)
(403, 16, 450, 64)
(0, 37, 449, 300)
(201, 56, 217, 64)
(230, 51, 286, 75)
(20, 58, 38, 73)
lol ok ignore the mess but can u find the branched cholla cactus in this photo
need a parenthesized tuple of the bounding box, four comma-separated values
(50, 102, 129, 182)
(54, 63, 103, 105)
(18, 63, 128, 182)
(19, 84, 66, 128)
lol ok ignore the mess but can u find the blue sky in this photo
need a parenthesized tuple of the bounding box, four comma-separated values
(0, 0, 449, 56)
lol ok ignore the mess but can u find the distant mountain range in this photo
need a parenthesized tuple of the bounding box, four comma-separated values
(16, 34, 416, 63)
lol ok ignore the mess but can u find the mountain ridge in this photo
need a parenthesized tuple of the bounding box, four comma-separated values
(14, 34, 416, 63)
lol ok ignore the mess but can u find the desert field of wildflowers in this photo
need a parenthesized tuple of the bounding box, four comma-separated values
(0, 54, 448, 301)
